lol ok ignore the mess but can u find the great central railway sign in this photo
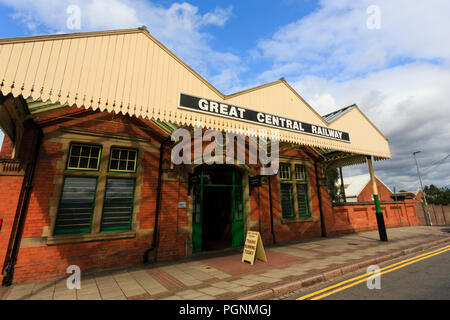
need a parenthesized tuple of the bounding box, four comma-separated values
(178, 93, 350, 142)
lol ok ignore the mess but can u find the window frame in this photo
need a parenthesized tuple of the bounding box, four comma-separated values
(279, 162, 311, 219)
(295, 164, 310, 217)
(54, 141, 141, 238)
(100, 177, 137, 232)
(279, 162, 295, 219)
(108, 147, 139, 173)
(279, 163, 292, 181)
(280, 182, 295, 219)
(53, 175, 98, 235)
(296, 182, 310, 217)
(295, 164, 307, 182)
(66, 143, 102, 172)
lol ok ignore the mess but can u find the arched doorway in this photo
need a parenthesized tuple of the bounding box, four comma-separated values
(192, 165, 245, 253)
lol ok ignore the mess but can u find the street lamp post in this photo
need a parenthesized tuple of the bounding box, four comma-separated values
(413, 151, 432, 226)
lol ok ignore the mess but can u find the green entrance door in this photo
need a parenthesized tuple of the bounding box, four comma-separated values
(231, 174, 245, 247)
(192, 184, 203, 253)
(191, 165, 245, 253)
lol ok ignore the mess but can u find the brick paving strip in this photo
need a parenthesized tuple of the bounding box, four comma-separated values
(1, 226, 449, 300)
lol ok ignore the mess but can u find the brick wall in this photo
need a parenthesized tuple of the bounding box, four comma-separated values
(331, 199, 420, 235)
(0, 175, 24, 284)
(357, 177, 392, 202)
(0, 121, 41, 284)
(0, 108, 181, 282)
(251, 147, 328, 244)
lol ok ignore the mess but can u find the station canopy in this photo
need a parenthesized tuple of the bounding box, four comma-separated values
(0, 28, 390, 167)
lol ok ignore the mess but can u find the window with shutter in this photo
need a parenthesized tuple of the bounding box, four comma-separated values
(54, 176, 97, 234)
(101, 178, 136, 231)
(280, 183, 294, 218)
(279, 162, 311, 219)
(297, 183, 310, 216)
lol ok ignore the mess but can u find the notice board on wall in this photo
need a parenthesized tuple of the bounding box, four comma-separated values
(241, 231, 267, 265)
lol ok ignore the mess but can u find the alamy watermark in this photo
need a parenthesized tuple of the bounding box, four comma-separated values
(171, 123, 279, 175)
(66, 5, 81, 30)
(366, 265, 381, 289)
(367, 5, 381, 30)
(66, 265, 81, 290)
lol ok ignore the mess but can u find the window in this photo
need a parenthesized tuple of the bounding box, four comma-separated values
(54, 176, 97, 234)
(279, 163, 311, 218)
(295, 165, 309, 216)
(280, 183, 294, 218)
(54, 143, 140, 238)
(296, 184, 309, 216)
(67, 144, 101, 170)
(109, 148, 138, 172)
(295, 165, 306, 181)
(101, 178, 135, 231)
(279, 163, 291, 180)
(279, 162, 294, 218)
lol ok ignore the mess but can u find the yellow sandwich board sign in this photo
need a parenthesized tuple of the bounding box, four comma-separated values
(241, 231, 267, 265)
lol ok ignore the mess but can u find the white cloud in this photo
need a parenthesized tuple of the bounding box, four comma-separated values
(251, 0, 450, 189)
(201, 6, 233, 27)
(292, 63, 450, 190)
(256, 0, 450, 81)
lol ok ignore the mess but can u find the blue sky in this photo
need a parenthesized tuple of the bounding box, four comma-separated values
(0, 0, 449, 190)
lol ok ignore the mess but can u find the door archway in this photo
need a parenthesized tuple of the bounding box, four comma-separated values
(191, 165, 245, 253)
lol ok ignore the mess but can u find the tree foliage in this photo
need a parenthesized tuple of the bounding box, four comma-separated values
(326, 167, 344, 203)
(423, 185, 450, 205)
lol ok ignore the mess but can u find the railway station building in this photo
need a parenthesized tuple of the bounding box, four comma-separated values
(0, 28, 403, 284)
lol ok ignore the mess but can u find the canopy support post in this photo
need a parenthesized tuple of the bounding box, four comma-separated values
(367, 156, 388, 241)
(339, 167, 346, 202)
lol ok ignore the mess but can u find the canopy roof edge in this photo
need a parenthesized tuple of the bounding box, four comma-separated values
(0, 28, 391, 160)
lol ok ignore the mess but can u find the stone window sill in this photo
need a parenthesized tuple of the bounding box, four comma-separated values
(280, 216, 319, 224)
(46, 230, 136, 245)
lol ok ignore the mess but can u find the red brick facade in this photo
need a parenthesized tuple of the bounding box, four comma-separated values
(0, 106, 420, 283)
(332, 199, 420, 234)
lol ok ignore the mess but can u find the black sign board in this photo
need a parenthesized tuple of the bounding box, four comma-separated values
(249, 175, 262, 195)
(188, 173, 200, 196)
(178, 93, 350, 142)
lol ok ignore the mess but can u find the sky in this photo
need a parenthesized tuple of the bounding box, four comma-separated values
(0, 0, 449, 191)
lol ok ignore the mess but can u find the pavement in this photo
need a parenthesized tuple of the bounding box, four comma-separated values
(1, 226, 449, 300)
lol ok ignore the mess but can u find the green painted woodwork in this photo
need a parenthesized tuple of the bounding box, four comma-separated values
(192, 166, 245, 253)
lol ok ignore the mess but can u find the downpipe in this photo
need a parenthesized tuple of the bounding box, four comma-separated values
(2, 125, 43, 286)
(143, 136, 171, 263)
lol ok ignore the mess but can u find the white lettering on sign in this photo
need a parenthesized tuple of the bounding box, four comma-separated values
(198, 99, 246, 119)
(182, 93, 350, 142)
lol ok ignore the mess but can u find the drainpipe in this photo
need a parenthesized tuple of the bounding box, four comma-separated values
(268, 175, 276, 244)
(2, 124, 43, 286)
(314, 160, 327, 237)
(144, 136, 171, 263)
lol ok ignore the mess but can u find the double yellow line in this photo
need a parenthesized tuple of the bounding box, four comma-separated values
(297, 244, 450, 300)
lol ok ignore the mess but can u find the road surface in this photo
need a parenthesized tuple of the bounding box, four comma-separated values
(286, 245, 450, 300)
